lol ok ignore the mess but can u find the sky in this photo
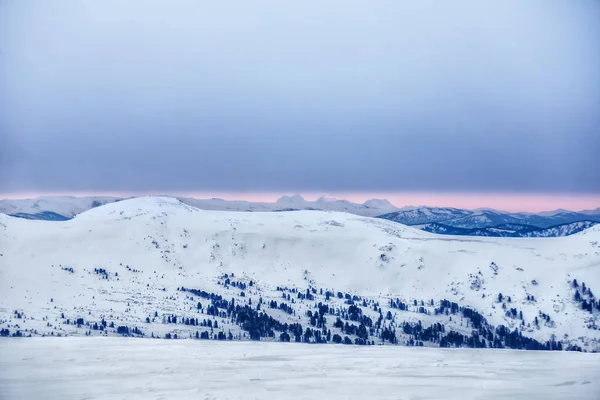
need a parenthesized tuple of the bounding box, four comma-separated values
(0, 0, 599, 211)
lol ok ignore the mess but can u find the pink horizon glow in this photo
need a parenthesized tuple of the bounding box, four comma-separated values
(1, 191, 599, 213)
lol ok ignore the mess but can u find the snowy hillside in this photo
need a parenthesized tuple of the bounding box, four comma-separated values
(379, 207, 600, 230)
(0, 194, 399, 219)
(177, 194, 399, 216)
(377, 207, 473, 226)
(1, 197, 599, 351)
(421, 221, 598, 237)
(0, 196, 122, 219)
(524, 221, 599, 237)
(3, 196, 598, 239)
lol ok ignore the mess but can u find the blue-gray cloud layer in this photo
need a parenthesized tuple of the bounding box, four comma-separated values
(1, 0, 599, 193)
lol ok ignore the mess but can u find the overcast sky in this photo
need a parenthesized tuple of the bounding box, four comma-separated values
(0, 1, 599, 206)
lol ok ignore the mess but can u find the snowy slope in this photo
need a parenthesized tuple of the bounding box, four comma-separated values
(524, 221, 599, 237)
(1, 197, 599, 350)
(379, 207, 600, 230)
(0, 195, 399, 219)
(177, 194, 399, 216)
(3, 196, 598, 236)
(421, 221, 598, 237)
(378, 207, 472, 225)
(0, 196, 122, 218)
(581, 207, 600, 216)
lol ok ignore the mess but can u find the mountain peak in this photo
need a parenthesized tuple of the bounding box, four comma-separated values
(316, 195, 341, 203)
(580, 207, 600, 216)
(537, 208, 571, 217)
(363, 198, 395, 209)
(276, 194, 307, 205)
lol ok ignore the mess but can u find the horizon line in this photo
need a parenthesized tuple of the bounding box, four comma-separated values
(1, 191, 599, 213)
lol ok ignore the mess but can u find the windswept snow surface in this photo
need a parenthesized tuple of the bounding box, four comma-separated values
(0, 197, 599, 351)
(0, 338, 599, 400)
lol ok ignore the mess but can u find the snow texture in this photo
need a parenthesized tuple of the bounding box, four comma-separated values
(0, 338, 598, 400)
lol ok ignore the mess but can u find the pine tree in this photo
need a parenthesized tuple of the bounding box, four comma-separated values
(280, 332, 291, 342)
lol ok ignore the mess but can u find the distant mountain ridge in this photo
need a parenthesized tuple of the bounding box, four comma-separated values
(0, 196, 122, 219)
(0, 195, 399, 219)
(1, 195, 598, 237)
(180, 194, 400, 216)
(420, 220, 598, 238)
(8, 211, 71, 221)
(377, 207, 600, 231)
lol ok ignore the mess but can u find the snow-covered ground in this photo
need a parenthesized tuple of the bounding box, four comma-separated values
(1, 196, 599, 350)
(0, 338, 598, 400)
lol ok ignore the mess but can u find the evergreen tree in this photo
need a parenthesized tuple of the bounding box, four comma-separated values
(280, 332, 291, 342)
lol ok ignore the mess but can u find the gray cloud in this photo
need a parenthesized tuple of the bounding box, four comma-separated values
(1, 0, 599, 194)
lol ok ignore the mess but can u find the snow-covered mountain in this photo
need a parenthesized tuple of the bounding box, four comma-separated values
(178, 195, 399, 217)
(6, 211, 71, 221)
(1, 197, 599, 351)
(524, 221, 600, 237)
(0, 196, 122, 219)
(421, 221, 599, 238)
(580, 207, 600, 216)
(377, 207, 473, 226)
(378, 208, 600, 230)
(0, 195, 400, 219)
(1, 195, 599, 238)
